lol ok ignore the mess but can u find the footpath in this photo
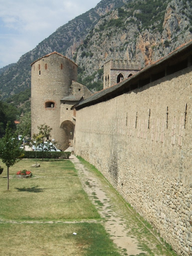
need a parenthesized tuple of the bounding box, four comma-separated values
(70, 155, 177, 256)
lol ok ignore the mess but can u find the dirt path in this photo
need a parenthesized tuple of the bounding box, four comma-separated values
(70, 155, 144, 256)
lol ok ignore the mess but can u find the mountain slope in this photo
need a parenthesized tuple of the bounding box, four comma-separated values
(76, 0, 192, 82)
(0, 0, 126, 100)
(0, 0, 192, 100)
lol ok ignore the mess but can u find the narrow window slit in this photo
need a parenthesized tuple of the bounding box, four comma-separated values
(148, 109, 151, 129)
(135, 112, 138, 129)
(166, 107, 169, 129)
(126, 113, 128, 126)
(184, 104, 188, 129)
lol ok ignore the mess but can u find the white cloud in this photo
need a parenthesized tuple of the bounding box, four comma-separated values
(0, 0, 100, 68)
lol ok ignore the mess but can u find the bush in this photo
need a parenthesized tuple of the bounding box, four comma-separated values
(23, 151, 71, 159)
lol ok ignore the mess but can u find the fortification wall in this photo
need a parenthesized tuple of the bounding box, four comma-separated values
(75, 66, 192, 255)
(31, 53, 77, 149)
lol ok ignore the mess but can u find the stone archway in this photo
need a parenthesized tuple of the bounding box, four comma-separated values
(117, 73, 124, 83)
(60, 120, 75, 150)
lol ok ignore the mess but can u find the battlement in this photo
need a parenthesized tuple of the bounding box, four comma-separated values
(103, 59, 140, 89)
(106, 60, 140, 70)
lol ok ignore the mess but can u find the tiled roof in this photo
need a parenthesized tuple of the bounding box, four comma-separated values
(61, 95, 83, 102)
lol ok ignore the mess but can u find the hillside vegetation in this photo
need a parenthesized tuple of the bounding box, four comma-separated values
(0, 0, 192, 104)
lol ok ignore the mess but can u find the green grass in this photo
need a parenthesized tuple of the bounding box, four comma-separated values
(0, 159, 122, 256)
(76, 223, 121, 256)
(0, 223, 121, 256)
(0, 159, 99, 221)
(0, 157, 178, 256)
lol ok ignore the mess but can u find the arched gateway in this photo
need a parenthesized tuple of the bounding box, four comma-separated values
(60, 120, 75, 149)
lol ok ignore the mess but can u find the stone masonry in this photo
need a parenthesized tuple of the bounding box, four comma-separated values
(103, 60, 140, 89)
(31, 52, 92, 150)
(74, 41, 192, 255)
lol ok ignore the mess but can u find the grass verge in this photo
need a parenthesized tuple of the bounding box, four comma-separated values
(0, 222, 121, 256)
(0, 158, 122, 256)
(0, 159, 99, 221)
(77, 156, 178, 256)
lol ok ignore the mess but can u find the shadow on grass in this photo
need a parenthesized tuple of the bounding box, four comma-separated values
(15, 185, 44, 193)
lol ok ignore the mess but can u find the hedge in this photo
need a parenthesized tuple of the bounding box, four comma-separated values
(23, 151, 71, 159)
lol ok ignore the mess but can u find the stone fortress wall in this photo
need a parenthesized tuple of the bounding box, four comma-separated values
(74, 42, 192, 255)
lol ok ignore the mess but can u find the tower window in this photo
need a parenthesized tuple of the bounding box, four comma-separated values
(45, 64, 47, 70)
(45, 101, 55, 108)
(61, 64, 63, 70)
(117, 73, 124, 83)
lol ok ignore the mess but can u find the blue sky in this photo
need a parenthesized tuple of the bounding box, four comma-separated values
(0, 0, 100, 68)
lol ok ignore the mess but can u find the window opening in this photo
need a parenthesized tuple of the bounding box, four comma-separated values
(148, 109, 151, 129)
(45, 64, 47, 70)
(126, 113, 128, 126)
(117, 73, 124, 83)
(45, 101, 55, 108)
(135, 112, 138, 129)
(184, 104, 188, 129)
(166, 107, 169, 129)
(61, 64, 63, 70)
(39, 70, 41, 75)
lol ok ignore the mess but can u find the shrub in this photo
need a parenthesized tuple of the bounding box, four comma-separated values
(23, 151, 71, 159)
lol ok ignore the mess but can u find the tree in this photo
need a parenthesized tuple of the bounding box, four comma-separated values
(0, 101, 18, 137)
(37, 124, 52, 140)
(0, 102, 6, 137)
(0, 123, 24, 190)
(30, 124, 54, 159)
(16, 112, 31, 138)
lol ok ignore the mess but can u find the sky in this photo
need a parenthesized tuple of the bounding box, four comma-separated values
(0, 0, 100, 68)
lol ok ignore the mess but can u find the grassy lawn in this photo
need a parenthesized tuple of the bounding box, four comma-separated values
(0, 159, 121, 256)
(0, 159, 99, 221)
(0, 223, 121, 256)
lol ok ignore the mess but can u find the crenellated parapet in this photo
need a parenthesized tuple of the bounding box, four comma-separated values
(103, 59, 140, 89)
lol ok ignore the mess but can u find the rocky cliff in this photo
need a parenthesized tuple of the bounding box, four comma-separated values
(76, 0, 192, 83)
(0, 0, 192, 99)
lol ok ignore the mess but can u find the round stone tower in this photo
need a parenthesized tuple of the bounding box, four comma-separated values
(31, 52, 78, 150)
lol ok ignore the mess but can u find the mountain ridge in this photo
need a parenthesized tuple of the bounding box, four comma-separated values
(0, 0, 192, 100)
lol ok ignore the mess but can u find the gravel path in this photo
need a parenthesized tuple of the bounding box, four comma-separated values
(70, 155, 144, 256)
